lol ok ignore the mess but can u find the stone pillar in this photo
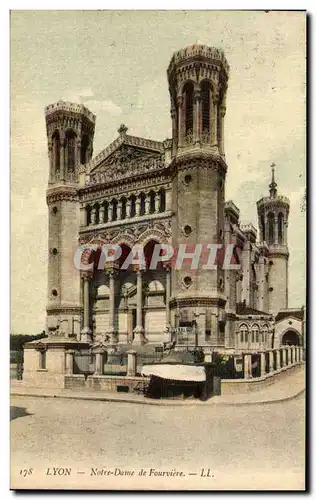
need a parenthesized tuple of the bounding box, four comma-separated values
(145, 194, 150, 215)
(81, 275, 92, 341)
(243, 353, 252, 379)
(287, 346, 292, 365)
(260, 352, 266, 377)
(219, 104, 226, 155)
(107, 270, 117, 344)
(274, 215, 278, 245)
(268, 350, 274, 373)
(60, 134, 65, 181)
(276, 349, 281, 370)
(177, 95, 184, 147)
(94, 350, 104, 376)
(165, 267, 171, 327)
(282, 347, 287, 368)
(99, 204, 105, 223)
(299, 346, 303, 362)
(193, 88, 201, 143)
(155, 193, 160, 214)
(296, 346, 299, 363)
(65, 350, 74, 375)
(290, 346, 294, 364)
(284, 221, 288, 244)
(133, 268, 146, 344)
(117, 200, 122, 220)
(126, 199, 131, 219)
(127, 350, 137, 376)
(109, 201, 113, 221)
(136, 195, 141, 216)
(212, 95, 218, 146)
(91, 207, 96, 225)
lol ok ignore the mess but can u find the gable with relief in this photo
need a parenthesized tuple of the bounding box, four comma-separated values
(88, 145, 164, 185)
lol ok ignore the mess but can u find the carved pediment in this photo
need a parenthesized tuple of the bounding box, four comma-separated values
(88, 144, 164, 185)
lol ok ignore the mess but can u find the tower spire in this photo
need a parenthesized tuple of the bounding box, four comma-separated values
(269, 162, 277, 197)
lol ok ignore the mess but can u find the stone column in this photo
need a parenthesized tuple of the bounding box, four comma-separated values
(287, 346, 292, 365)
(48, 143, 53, 182)
(126, 199, 131, 219)
(276, 349, 281, 370)
(136, 195, 142, 216)
(299, 346, 303, 362)
(296, 346, 299, 363)
(155, 193, 160, 214)
(219, 104, 226, 155)
(127, 350, 137, 376)
(145, 194, 150, 215)
(243, 353, 252, 379)
(117, 200, 122, 220)
(281, 347, 286, 368)
(60, 134, 65, 181)
(260, 352, 266, 377)
(133, 268, 146, 344)
(193, 88, 201, 143)
(109, 201, 113, 221)
(212, 95, 218, 146)
(81, 275, 92, 341)
(165, 189, 172, 212)
(99, 204, 105, 223)
(177, 95, 184, 147)
(65, 350, 74, 375)
(274, 215, 278, 245)
(284, 221, 288, 244)
(94, 350, 104, 376)
(268, 350, 274, 373)
(91, 207, 96, 225)
(107, 270, 117, 344)
(165, 266, 171, 327)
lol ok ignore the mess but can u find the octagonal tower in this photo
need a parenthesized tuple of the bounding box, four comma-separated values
(257, 164, 290, 316)
(168, 45, 229, 347)
(45, 101, 96, 338)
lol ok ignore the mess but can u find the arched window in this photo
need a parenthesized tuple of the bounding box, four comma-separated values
(240, 324, 248, 344)
(159, 189, 166, 212)
(102, 201, 109, 223)
(86, 205, 92, 226)
(251, 324, 259, 344)
(94, 203, 100, 225)
(262, 324, 269, 345)
(278, 212, 284, 244)
(201, 81, 211, 133)
(267, 212, 275, 245)
(260, 214, 265, 242)
(81, 135, 89, 164)
(183, 82, 194, 136)
(130, 195, 136, 218)
(139, 193, 146, 216)
(52, 131, 60, 173)
(66, 131, 77, 172)
(121, 198, 127, 220)
(149, 191, 156, 214)
(111, 199, 118, 221)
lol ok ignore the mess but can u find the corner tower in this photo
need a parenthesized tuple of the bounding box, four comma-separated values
(45, 101, 96, 338)
(257, 164, 290, 316)
(167, 45, 229, 346)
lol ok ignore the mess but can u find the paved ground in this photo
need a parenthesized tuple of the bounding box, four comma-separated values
(11, 390, 305, 490)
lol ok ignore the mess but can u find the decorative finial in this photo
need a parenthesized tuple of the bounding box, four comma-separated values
(269, 162, 277, 198)
(118, 124, 128, 136)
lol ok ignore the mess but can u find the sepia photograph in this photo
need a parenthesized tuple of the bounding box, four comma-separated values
(10, 9, 306, 491)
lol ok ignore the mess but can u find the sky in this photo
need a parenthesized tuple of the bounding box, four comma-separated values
(10, 10, 306, 335)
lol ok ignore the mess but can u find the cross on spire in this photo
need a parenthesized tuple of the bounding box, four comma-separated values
(269, 162, 277, 197)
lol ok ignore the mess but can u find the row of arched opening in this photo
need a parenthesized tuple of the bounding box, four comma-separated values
(51, 129, 90, 174)
(238, 323, 270, 345)
(85, 189, 166, 226)
(260, 212, 286, 246)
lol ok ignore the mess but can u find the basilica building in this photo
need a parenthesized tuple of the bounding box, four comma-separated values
(44, 44, 304, 353)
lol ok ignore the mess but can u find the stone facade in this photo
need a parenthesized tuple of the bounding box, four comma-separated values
(43, 44, 303, 352)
